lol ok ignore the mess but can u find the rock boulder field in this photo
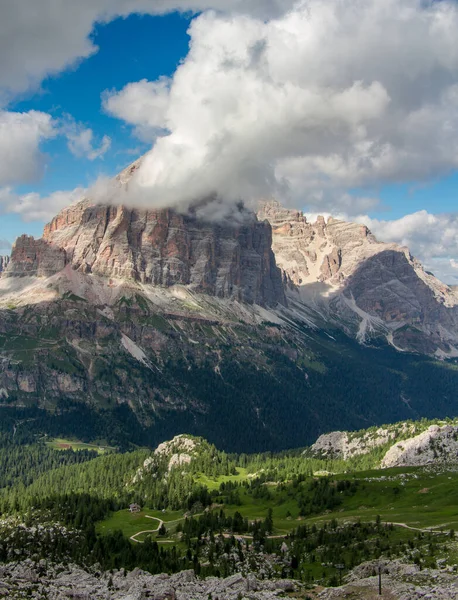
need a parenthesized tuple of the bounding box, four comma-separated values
(0, 561, 298, 599)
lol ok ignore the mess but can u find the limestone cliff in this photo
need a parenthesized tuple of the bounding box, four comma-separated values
(0, 255, 9, 276)
(259, 201, 458, 355)
(310, 419, 458, 469)
(4, 201, 285, 307)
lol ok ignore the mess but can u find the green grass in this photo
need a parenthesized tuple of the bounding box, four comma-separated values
(45, 438, 116, 454)
(307, 467, 458, 532)
(96, 509, 185, 539)
(197, 466, 458, 537)
(194, 467, 249, 490)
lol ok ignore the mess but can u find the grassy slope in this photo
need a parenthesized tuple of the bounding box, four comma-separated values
(2, 295, 458, 453)
(95, 465, 458, 546)
(45, 438, 116, 454)
(96, 510, 183, 537)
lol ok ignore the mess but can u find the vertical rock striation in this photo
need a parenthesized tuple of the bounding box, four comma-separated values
(5, 200, 285, 307)
(0, 255, 9, 276)
(258, 201, 458, 354)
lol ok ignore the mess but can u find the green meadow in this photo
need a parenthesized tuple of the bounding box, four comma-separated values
(46, 438, 116, 454)
(95, 465, 458, 546)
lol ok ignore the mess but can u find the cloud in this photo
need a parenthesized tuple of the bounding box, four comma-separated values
(103, 78, 171, 142)
(361, 211, 458, 283)
(0, 0, 292, 103)
(4, 0, 458, 228)
(98, 0, 458, 215)
(63, 120, 111, 160)
(0, 110, 111, 189)
(0, 186, 85, 222)
(0, 110, 56, 187)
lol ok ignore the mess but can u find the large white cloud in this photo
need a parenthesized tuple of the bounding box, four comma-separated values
(99, 0, 458, 214)
(0, 0, 291, 202)
(0, 110, 56, 187)
(4, 0, 458, 235)
(0, 0, 292, 103)
(103, 78, 171, 141)
(361, 211, 458, 284)
(0, 187, 85, 223)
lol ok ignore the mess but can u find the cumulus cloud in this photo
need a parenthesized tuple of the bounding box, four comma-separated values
(103, 78, 171, 142)
(0, 110, 56, 187)
(4, 0, 458, 228)
(0, 110, 111, 189)
(0, 0, 292, 103)
(63, 120, 111, 160)
(0, 186, 85, 222)
(99, 0, 458, 215)
(361, 211, 458, 283)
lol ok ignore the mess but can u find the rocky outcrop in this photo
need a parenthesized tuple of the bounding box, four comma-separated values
(319, 559, 458, 600)
(4, 200, 285, 307)
(258, 201, 458, 355)
(4, 236, 66, 278)
(0, 256, 10, 277)
(310, 427, 404, 460)
(0, 255, 9, 276)
(381, 424, 458, 468)
(0, 561, 298, 599)
(310, 420, 458, 468)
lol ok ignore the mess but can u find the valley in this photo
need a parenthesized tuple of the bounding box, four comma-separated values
(3, 1, 458, 597)
(1, 193, 458, 456)
(1, 424, 458, 597)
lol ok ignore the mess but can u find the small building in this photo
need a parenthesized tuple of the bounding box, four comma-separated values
(129, 503, 141, 513)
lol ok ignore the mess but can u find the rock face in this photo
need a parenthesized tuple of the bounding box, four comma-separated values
(4, 199, 285, 307)
(258, 201, 458, 355)
(318, 559, 458, 600)
(4, 236, 66, 278)
(310, 427, 404, 460)
(0, 255, 9, 276)
(310, 420, 458, 469)
(381, 424, 458, 468)
(0, 561, 297, 599)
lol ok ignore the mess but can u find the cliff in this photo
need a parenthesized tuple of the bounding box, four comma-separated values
(0, 255, 9, 276)
(258, 201, 458, 355)
(4, 201, 285, 307)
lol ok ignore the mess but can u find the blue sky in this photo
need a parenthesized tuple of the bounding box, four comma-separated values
(0, 1, 457, 282)
(0, 13, 191, 249)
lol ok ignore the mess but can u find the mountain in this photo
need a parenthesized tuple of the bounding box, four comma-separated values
(5, 201, 284, 307)
(0, 165, 458, 451)
(258, 201, 458, 356)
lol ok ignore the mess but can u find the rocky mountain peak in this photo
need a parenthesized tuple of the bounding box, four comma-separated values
(4, 188, 286, 307)
(259, 200, 458, 355)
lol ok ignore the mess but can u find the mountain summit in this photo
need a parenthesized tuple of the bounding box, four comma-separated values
(1, 167, 458, 450)
(5, 198, 285, 308)
(259, 201, 458, 356)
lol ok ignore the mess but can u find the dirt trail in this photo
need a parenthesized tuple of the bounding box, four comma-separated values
(130, 516, 163, 543)
(390, 522, 445, 535)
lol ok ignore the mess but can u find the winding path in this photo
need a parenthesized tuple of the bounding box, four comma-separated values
(390, 522, 446, 535)
(130, 516, 164, 543)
